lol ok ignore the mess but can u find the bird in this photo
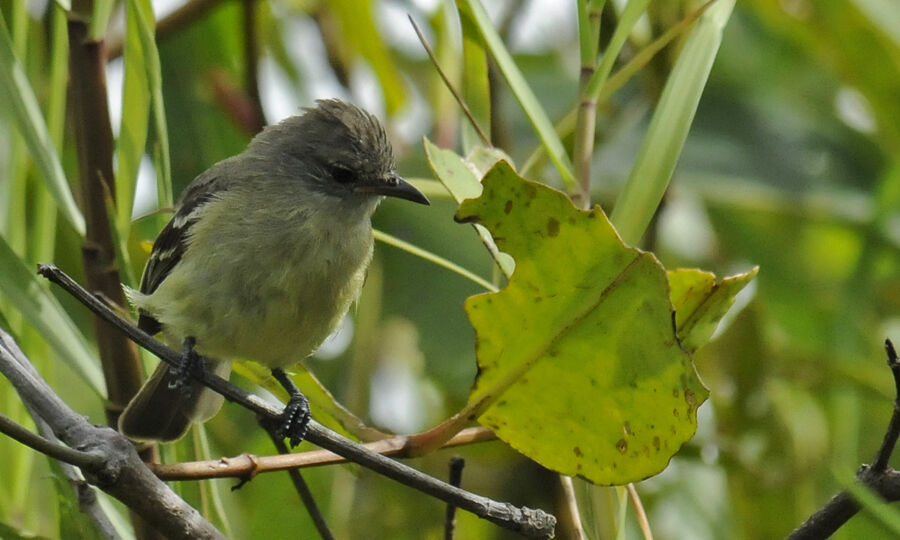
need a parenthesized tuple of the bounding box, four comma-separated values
(118, 99, 429, 444)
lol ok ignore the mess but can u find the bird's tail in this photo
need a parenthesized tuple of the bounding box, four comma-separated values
(118, 359, 232, 442)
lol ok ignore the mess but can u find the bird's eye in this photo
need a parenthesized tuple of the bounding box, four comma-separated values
(331, 166, 356, 184)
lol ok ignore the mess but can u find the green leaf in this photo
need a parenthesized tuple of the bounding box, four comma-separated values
(0, 10, 85, 236)
(0, 237, 104, 395)
(233, 361, 389, 442)
(51, 470, 105, 540)
(457, 0, 575, 188)
(329, 0, 406, 113)
(457, 0, 491, 153)
(29, 4, 68, 264)
(668, 266, 758, 352)
(583, 0, 651, 101)
(373, 229, 497, 292)
(852, 0, 900, 47)
(0, 521, 56, 540)
(130, 0, 172, 210)
(455, 162, 708, 484)
(89, 0, 115, 40)
(424, 138, 514, 278)
(610, 0, 735, 244)
(115, 0, 153, 235)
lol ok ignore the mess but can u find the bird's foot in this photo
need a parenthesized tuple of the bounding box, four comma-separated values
(272, 368, 311, 447)
(168, 336, 203, 397)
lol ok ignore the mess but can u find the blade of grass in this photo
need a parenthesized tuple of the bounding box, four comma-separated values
(572, 0, 606, 206)
(583, 0, 652, 100)
(423, 138, 514, 278)
(577, 0, 604, 66)
(522, 2, 711, 181)
(574, 0, 651, 204)
(329, 0, 406, 113)
(457, 0, 575, 188)
(4, 0, 28, 256)
(409, 15, 489, 146)
(457, 0, 492, 153)
(30, 4, 68, 264)
(0, 10, 85, 236)
(373, 229, 497, 292)
(610, 0, 735, 245)
(130, 0, 172, 210)
(836, 467, 900, 534)
(4, 4, 37, 519)
(615, 485, 628, 540)
(852, 0, 900, 47)
(192, 426, 235, 538)
(115, 0, 153, 236)
(0, 237, 105, 395)
(90, 0, 115, 40)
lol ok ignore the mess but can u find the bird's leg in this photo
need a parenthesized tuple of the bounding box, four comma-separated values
(271, 368, 311, 447)
(168, 336, 203, 396)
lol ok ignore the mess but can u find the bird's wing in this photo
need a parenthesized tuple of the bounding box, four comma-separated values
(137, 170, 228, 334)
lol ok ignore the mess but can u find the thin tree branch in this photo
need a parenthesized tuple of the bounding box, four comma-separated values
(0, 330, 225, 540)
(788, 339, 900, 539)
(67, 23, 161, 540)
(150, 427, 495, 480)
(36, 264, 557, 538)
(559, 475, 585, 540)
(265, 429, 335, 540)
(408, 14, 491, 146)
(26, 406, 122, 540)
(444, 456, 465, 540)
(627, 483, 653, 540)
(0, 412, 105, 469)
(874, 339, 900, 471)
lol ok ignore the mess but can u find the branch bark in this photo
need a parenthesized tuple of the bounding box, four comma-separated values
(0, 330, 225, 540)
(148, 427, 494, 481)
(787, 340, 900, 539)
(36, 264, 557, 538)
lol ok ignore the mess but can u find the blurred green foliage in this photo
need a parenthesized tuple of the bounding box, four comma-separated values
(1, 0, 899, 539)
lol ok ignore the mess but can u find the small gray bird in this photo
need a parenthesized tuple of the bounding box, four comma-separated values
(119, 99, 429, 443)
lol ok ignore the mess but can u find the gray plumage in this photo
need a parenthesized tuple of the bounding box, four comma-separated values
(119, 99, 428, 442)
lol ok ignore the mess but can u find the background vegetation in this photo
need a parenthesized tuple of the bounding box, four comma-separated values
(1, 0, 899, 538)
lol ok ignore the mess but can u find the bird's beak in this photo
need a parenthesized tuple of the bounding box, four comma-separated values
(355, 173, 430, 205)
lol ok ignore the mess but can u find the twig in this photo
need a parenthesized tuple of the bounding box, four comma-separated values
(267, 431, 335, 540)
(3, 312, 122, 538)
(445, 456, 465, 540)
(407, 14, 491, 146)
(0, 330, 225, 539)
(627, 483, 653, 540)
(36, 264, 557, 538)
(559, 476, 585, 540)
(787, 339, 900, 539)
(150, 427, 495, 480)
(25, 405, 122, 540)
(0, 412, 105, 470)
(874, 340, 900, 471)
